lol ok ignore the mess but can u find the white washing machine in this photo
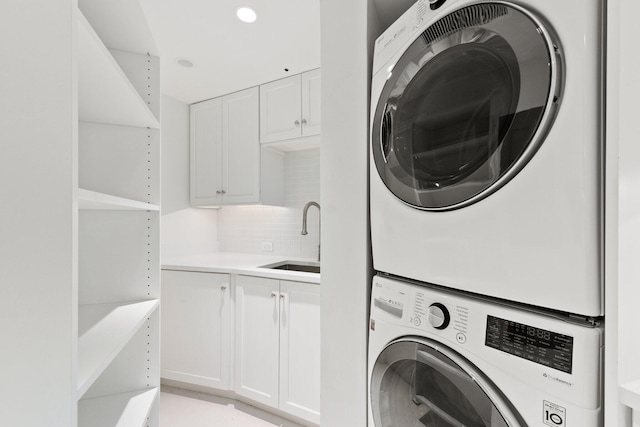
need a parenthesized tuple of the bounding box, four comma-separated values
(369, 0, 604, 316)
(368, 275, 603, 426)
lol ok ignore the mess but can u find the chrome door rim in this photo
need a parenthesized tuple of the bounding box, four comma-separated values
(371, 1, 563, 211)
(370, 336, 526, 426)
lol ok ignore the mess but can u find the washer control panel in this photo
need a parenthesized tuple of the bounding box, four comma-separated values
(371, 275, 603, 413)
(485, 315, 574, 374)
(372, 278, 470, 339)
(427, 303, 450, 329)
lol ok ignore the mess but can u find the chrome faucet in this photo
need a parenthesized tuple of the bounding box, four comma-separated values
(301, 201, 321, 261)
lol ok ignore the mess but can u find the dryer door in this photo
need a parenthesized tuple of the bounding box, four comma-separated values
(372, 2, 561, 210)
(370, 338, 524, 426)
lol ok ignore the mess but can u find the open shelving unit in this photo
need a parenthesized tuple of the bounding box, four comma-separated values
(78, 189, 160, 211)
(77, 12, 159, 129)
(76, 1, 161, 426)
(78, 388, 159, 427)
(78, 300, 159, 396)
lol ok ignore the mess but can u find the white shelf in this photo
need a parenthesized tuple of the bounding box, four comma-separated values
(78, 300, 159, 397)
(78, 188, 159, 211)
(78, 387, 158, 427)
(77, 10, 160, 129)
(78, 0, 158, 56)
(620, 379, 640, 412)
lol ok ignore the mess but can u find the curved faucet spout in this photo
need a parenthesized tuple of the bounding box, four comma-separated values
(301, 201, 320, 235)
(301, 201, 321, 261)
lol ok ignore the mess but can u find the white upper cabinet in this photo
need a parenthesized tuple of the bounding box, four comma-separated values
(191, 98, 224, 206)
(260, 69, 321, 147)
(223, 88, 262, 205)
(301, 69, 322, 136)
(260, 75, 302, 142)
(190, 87, 284, 208)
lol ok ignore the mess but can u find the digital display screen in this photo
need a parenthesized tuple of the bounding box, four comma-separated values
(485, 315, 573, 374)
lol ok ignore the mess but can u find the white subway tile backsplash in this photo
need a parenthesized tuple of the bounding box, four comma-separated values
(217, 148, 321, 259)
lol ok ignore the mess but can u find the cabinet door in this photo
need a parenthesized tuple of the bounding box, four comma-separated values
(259, 75, 302, 143)
(301, 69, 321, 137)
(161, 270, 231, 390)
(223, 87, 260, 204)
(235, 275, 280, 407)
(190, 98, 223, 206)
(279, 281, 321, 423)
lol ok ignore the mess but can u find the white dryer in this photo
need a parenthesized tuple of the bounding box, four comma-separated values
(369, 0, 604, 316)
(368, 275, 603, 426)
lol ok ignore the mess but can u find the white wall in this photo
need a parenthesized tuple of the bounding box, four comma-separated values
(161, 94, 218, 258)
(217, 148, 321, 259)
(0, 1, 77, 425)
(607, 0, 640, 425)
(320, 0, 377, 425)
(617, 0, 640, 385)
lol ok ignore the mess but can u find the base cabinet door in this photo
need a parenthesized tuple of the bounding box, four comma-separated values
(235, 275, 321, 424)
(279, 280, 321, 424)
(234, 275, 280, 407)
(161, 270, 231, 390)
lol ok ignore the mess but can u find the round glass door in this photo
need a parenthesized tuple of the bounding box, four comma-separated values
(370, 339, 524, 426)
(372, 2, 561, 210)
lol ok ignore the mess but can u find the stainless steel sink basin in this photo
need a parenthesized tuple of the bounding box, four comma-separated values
(260, 261, 320, 274)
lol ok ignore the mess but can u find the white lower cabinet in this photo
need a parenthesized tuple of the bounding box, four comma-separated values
(234, 276, 281, 406)
(161, 270, 232, 390)
(278, 280, 322, 423)
(235, 275, 321, 425)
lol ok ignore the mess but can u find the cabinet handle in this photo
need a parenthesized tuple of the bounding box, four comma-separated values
(216, 190, 227, 195)
(221, 286, 227, 292)
(301, 119, 307, 125)
(294, 119, 300, 126)
(271, 291, 278, 298)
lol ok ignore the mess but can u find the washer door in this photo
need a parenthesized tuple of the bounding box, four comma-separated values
(372, 2, 561, 210)
(370, 339, 524, 426)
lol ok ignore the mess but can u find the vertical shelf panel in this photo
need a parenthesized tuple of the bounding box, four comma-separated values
(78, 0, 159, 57)
(83, 309, 160, 399)
(78, 300, 159, 396)
(78, 388, 159, 427)
(77, 11, 159, 129)
(79, 122, 160, 205)
(76, 4, 161, 425)
(78, 189, 159, 211)
(79, 210, 160, 305)
(111, 50, 161, 122)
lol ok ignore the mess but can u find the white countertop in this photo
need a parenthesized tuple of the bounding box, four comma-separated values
(162, 252, 321, 284)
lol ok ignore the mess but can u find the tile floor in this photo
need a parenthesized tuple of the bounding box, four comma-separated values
(160, 386, 305, 427)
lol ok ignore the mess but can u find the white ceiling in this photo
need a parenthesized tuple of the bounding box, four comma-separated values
(139, 0, 321, 105)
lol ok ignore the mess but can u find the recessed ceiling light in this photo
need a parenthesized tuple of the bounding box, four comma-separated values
(176, 57, 194, 68)
(236, 7, 257, 23)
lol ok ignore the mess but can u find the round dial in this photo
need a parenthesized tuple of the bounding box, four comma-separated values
(427, 303, 450, 330)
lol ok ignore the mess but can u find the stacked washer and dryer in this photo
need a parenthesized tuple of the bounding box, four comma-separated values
(368, 0, 605, 426)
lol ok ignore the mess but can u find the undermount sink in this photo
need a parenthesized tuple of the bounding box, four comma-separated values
(260, 261, 320, 274)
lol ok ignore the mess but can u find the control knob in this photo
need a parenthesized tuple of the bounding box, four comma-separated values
(427, 303, 450, 330)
